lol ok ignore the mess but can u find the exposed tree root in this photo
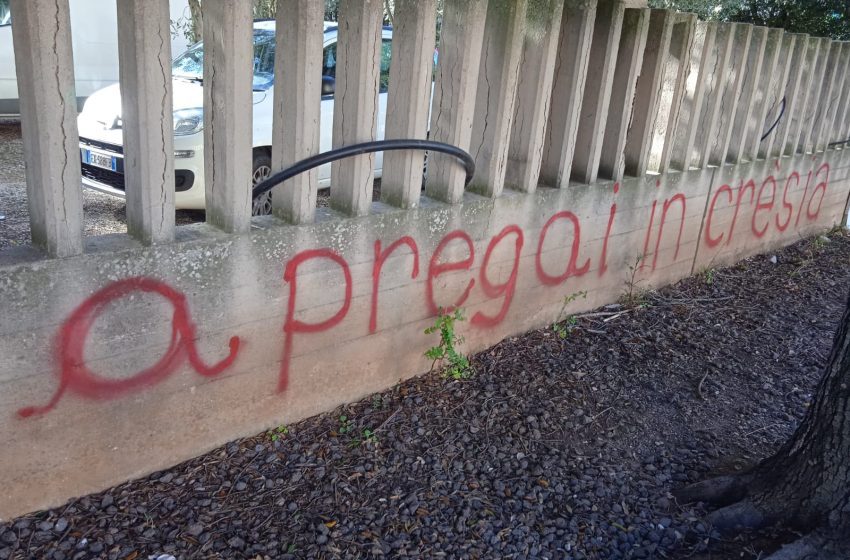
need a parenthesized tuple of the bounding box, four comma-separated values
(763, 529, 850, 560)
(671, 474, 751, 506)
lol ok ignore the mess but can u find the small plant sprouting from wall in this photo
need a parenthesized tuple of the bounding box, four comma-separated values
(268, 424, 289, 442)
(621, 254, 651, 309)
(552, 291, 587, 338)
(425, 308, 474, 380)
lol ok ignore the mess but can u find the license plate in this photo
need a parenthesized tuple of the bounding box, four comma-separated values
(82, 148, 116, 171)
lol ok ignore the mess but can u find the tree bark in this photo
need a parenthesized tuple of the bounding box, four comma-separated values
(676, 289, 850, 559)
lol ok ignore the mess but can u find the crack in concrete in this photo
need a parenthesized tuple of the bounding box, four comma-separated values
(156, 17, 169, 236)
(52, 0, 70, 238)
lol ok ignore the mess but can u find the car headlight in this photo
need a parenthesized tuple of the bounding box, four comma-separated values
(173, 108, 203, 136)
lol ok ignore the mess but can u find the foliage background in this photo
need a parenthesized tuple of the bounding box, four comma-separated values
(648, 0, 849, 40)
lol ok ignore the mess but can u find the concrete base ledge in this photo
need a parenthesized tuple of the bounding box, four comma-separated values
(1, 149, 848, 519)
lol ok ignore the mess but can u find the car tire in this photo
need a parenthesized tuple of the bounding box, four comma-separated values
(251, 151, 273, 216)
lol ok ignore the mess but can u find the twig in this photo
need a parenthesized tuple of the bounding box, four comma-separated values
(602, 310, 631, 323)
(743, 423, 781, 437)
(698, 371, 709, 400)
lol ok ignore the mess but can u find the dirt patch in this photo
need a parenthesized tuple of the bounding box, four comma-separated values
(2, 232, 850, 560)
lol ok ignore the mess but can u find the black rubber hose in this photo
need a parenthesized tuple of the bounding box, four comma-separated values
(760, 96, 786, 142)
(252, 139, 475, 199)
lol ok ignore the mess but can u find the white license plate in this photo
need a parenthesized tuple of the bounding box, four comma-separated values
(84, 149, 115, 171)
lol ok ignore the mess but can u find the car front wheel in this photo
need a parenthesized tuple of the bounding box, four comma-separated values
(251, 151, 273, 216)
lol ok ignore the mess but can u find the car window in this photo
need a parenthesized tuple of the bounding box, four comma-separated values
(0, 0, 11, 26)
(171, 29, 276, 92)
(322, 38, 392, 96)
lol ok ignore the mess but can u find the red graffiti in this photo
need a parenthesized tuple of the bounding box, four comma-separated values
(705, 184, 733, 247)
(652, 194, 686, 270)
(806, 163, 830, 219)
(23, 160, 837, 418)
(426, 230, 476, 315)
(599, 182, 619, 277)
(472, 225, 524, 327)
(18, 277, 241, 418)
(280, 249, 352, 392)
(776, 172, 798, 232)
(535, 211, 591, 285)
(752, 176, 777, 238)
(370, 237, 419, 334)
(703, 161, 831, 249)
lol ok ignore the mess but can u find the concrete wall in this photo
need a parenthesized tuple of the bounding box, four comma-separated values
(2, 148, 848, 519)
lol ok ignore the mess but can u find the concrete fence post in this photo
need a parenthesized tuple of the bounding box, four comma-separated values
(203, 0, 253, 233)
(693, 22, 734, 168)
(539, 1, 597, 188)
(812, 42, 844, 153)
(330, 0, 383, 216)
(425, 0, 487, 204)
(669, 19, 712, 172)
(598, 7, 649, 180)
(746, 28, 783, 162)
(467, 0, 528, 198)
(623, 9, 674, 176)
(786, 37, 821, 155)
(760, 32, 796, 160)
(117, 0, 176, 245)
(504, 0, 566, 193)
(571, 0, 625, 184)
(649, 12, 696, 173)
(9, 0, 83, 257)
(271, 0, 324, 224)
(381, 0, 437, 209)
(708, 23, 751, 167)
(727, 26, 768, 164)
(830, 43, 850, 148)
(798, 38, 832, 154)
(773, 34, 808, 158)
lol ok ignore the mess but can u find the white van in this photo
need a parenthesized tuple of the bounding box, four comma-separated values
(76, 20, 393, 214)
(0, 0, 190, 116)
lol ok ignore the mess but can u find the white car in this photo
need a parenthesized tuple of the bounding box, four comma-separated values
(77, 20, 393, 214)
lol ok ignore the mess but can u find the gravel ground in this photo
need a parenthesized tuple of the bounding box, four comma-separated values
(2, 231, 849, 560)
(0, 121, 382, 250)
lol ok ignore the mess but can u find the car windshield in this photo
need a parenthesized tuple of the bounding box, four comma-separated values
(172, 29, 276, 91)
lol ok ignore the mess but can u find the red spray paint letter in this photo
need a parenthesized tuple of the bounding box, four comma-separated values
(472, 225, 524, 328)
(705, 184, 733, 248)
(752, 176, 776, 238)
(776, 172, 798, 232)
(426, 230, 476, 315)
(806, 163, 830, 220)
(18, 277, 240, 418)
(598, 182, 619, 277)
(280, 249, 352, 392)
(535, 211, 591, 285)
(370, 236, 419, 334)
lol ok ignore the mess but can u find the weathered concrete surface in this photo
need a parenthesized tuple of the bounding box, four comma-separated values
(669, 19, 711, 171)
(599, 7, 649, 180)
(540, 1, 596, 187)
(272, 0, 324, 223)
(8, 0, 84, 257)
(468, 0, 527, 198)
(2, 148, 848, 520)
(203, 0, 254, 233)
(381, 0, 437, 209)
(330, 0, 383, 216)
(116, 0, 176, 245)
(505, 0, 565, 193)
(425, 0, 487, 203)
(572, 0, 625, 184)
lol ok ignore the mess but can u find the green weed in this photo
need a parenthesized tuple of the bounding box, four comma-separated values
(425, 308, 474, 380)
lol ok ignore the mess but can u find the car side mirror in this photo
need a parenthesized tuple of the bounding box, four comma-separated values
(322, 75, 335, 96)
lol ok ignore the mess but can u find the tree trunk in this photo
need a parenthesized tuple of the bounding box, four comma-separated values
(188, 0, 202, 43)
(676, 290, 850, 559)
